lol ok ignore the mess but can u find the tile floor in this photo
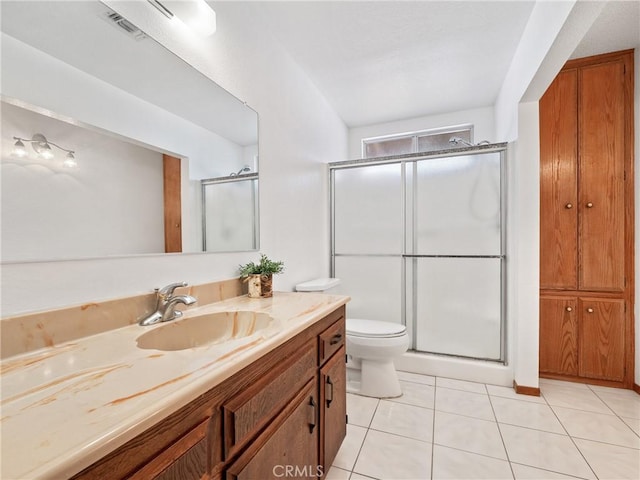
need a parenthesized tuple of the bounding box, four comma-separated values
(327, 372, 640, 480)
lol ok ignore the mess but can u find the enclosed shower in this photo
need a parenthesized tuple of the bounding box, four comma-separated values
(330, 143, 506, 363)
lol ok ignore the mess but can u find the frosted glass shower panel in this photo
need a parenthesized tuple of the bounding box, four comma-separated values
(334, 164, 403, 254)
(415, 257, 502, 359)
(416, 153, 501, 255)
(203, 179, 257, 252)
(334, 256, 403, 324)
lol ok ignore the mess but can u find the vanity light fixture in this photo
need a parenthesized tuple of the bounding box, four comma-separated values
(148, 0, 216, 37)
(12, 133, 77, 168)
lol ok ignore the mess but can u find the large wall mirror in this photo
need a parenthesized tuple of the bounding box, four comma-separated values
(0, 0, 259, 263)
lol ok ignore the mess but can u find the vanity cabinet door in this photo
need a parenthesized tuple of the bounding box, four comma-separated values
(225, 379, 319, 480)
(129, 419, 210, 480)
(320, 345, 346, 471)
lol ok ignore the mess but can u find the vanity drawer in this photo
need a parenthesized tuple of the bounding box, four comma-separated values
(223, 339, 316, 459)
(319, 318, 345, 366)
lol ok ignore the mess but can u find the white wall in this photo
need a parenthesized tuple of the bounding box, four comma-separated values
(348, 106, 495, 159)
(1, 2, 348, 316)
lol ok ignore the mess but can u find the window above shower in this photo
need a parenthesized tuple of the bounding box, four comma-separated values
(362, 124, 473, 158)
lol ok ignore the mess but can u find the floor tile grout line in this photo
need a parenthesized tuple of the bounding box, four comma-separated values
(546, 393, 600, 480)
(431, 379, 437, 480)
(509, 461, 592, 480)
(486, 385, 516, 480)
(432, 440, 510, 463)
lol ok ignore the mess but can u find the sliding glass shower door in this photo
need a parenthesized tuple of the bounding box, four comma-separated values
(330, 147, 505, 362)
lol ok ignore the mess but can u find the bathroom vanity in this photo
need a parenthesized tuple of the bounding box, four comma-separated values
(0, 288, 348, 479)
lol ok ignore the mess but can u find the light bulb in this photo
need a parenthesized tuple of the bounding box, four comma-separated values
(11, 139, 28, 158)
(39, 144, 54, 160)
(63, 152, 77, 169)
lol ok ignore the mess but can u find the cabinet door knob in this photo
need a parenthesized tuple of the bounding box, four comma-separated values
(586, 202, 594, 208)
(566, 306, 573, 312)
(587, 307, 594, 313)
(565, 203, 573, 209)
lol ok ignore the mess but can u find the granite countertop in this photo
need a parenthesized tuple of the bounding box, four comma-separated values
(0, 292, 349, 480)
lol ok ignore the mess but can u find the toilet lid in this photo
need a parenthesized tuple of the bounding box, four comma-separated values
(347, 318, 407, 338)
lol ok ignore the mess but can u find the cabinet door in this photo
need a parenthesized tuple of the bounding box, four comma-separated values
(226, 380, 319, 480)
(578, 60, 626, 292)
(578, 298, 625, 381)
(539, 296, 578, 376)
(320, 346, 346, 470)
(539, 69, 578, 290)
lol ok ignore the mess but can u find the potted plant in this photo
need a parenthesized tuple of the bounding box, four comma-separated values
(239, 254, 285, 298)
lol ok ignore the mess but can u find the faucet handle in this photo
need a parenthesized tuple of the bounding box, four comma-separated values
(158, 282, 188, 298)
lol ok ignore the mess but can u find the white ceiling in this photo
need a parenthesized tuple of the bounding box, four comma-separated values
(254, 0, 639, 128)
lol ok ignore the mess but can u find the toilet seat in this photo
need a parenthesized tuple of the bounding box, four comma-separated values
(347, 318, 407, 339)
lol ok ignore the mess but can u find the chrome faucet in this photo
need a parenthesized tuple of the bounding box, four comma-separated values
(138, 282, 197, 326)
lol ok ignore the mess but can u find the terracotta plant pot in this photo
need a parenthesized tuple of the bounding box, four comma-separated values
(247, 274, 273, 298)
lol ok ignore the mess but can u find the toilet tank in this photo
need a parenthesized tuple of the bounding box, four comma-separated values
(295, 278, 341, 293)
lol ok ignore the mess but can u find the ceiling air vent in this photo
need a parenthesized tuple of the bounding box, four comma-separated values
(102, 10, 147, 41)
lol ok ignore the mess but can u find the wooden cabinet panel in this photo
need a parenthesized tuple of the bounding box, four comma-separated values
(320, 346, 346, 470)
(319, 318, 345, 366)
(578, 61, 626, 292)
(129, 419, 209, 480)
(223, 340, 316, 458)
(226, 380, 319, 480)
(539, 296, 578, 376)
(579, 298, 625, 381)
(540, 69, 578, 290)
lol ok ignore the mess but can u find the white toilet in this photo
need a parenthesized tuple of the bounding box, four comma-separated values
(295, 278, 409, 398)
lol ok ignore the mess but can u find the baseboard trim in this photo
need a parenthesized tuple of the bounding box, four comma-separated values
(634, 383, 640, 395)
(513, 380, 541, 397)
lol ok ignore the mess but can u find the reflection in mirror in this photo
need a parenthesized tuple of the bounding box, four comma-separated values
(0, 0, 259, 262)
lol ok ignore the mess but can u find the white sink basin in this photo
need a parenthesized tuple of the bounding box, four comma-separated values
(136, 311, 274, 351)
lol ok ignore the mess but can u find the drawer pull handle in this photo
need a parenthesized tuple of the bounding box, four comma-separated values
(329, 333, 343, 345)
(566, 306, 573, 312)
(308, 397, 317, 433)
(587, 308, 594, 313)
(326, 377, 334, 408)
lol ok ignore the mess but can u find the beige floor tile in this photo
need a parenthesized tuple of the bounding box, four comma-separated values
(588, 384, 640, 399)
(388, 380, 435, 409)
(492, 396, 565, 434)
(435, 386, 494, 421)
(486, 384, 546, 404)
(541, 384, 611, 414)
(350, 473, 379, 480)
(436, 377, 487, 394)
(499, 424, 595, 479)
(434, 410, 506, 460)
(397, 371, 436, 386)
(347, 393, 379, 428)
(553, 405, 640, 449)
(595, 392, 640, 419)
(325, 466, 352, 480)
(432, 445, 512, 479)
(333, 424, 367, 471)
(539, 378, 590, 390)
(353, 429, 432, 480)
(370, 399, 433, 442)
(575, 438, 640, 480)
(621, 416, 640, 436)
(511, 463, 588, 479)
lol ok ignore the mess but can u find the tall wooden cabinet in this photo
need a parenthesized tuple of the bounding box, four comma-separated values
(539, 49, 635, 388)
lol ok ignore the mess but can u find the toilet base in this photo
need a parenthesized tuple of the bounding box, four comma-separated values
(347, 359, 403, 399)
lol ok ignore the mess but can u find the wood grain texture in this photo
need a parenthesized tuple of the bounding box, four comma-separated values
(578, 61, 625, 292)
(540, 69, 578, 289)
(539, 296, 578, 376)
(226, 380, 319, 480)
(579, 297, 625, 381)
(163, 154, 182, 253)
(512, 381, 541, 397)
(320, 346, 346, 470)
(318, 320, 345, 366)
(224, 340, 317, 458)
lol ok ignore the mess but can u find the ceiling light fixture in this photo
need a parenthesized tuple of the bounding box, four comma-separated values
(148, 0, 216, 37)
(12, 133, 77, 167)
